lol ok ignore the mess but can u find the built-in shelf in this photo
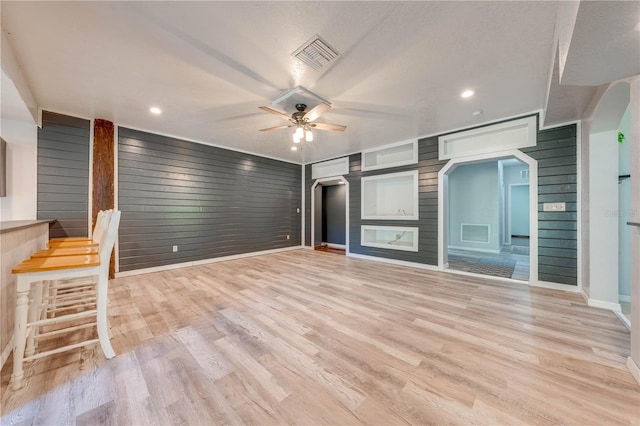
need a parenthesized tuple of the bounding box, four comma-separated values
(361, 170, 419, 220)
(362, 139, 418, 171)
(361, 225, 419, 252)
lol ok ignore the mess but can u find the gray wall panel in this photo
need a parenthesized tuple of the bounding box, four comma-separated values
(344, 138, 447, 265)
(37, 111, 90, 238)
(117, 127, 301, 272)
(522, 123, 578, 285)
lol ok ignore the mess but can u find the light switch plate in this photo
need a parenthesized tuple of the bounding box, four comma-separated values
(543, 202, 566, 212)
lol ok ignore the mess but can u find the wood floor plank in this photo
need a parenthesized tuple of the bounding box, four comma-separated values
(1, 249, 639, 425)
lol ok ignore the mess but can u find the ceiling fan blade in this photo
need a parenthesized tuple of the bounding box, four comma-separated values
(259, 124, 293, 132)
(310, 122, 347, 131)
(303, 102, 331, 122)
(259, 106, 292, 121)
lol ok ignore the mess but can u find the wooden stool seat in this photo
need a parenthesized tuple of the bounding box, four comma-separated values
(12, 255, 100, 274)
(48, 236, 93, 243)
(31, 246, 99, 258)
(47, 240, 99, 248)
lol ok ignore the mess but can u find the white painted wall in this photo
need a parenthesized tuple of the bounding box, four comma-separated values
(448, 162, 500, 252)
(0, 67, 38, 221)
(0, 120, 38, 221)
(588, 130, 619, 305)
(580, 120, 592, 298)
(618, 105, 631, 299)
(498, 161, 505, 246)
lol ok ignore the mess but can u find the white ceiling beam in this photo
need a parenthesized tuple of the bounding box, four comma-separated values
(1, 26, 38, 124)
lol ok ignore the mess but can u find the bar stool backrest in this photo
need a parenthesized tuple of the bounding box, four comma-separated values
(93, 209, 114, 244)
(97, 210, 120, 276)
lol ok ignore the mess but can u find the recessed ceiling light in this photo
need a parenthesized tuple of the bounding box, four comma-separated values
(291, 146, 298, 151)
(149, 107, 162, 115)
(461, 90, 474, 98)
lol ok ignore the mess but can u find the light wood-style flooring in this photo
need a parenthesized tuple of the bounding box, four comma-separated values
(1, 249, 638, 425)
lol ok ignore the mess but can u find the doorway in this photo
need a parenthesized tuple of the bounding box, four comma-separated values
(439, 152, 537, 282)
(311, 177, 348, 255)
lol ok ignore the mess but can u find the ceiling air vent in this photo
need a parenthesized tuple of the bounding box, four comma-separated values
(292, 35, 340, 70)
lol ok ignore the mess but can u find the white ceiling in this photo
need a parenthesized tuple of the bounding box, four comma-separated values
(1, 1, 637, 164)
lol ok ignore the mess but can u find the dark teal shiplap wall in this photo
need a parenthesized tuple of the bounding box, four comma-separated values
(522, 124, 577, 285)
(304, 119, 578, 285)
(347, 138, 447, 264)
(118, 127, 301, 272)
(37, 111, 90, 238)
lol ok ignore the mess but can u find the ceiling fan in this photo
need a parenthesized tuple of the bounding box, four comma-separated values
(258, 103, 346, 143)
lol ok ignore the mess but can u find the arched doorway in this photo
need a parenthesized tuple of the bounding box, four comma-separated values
(310, 176, 349, 254)
(438, 150, 538, 283)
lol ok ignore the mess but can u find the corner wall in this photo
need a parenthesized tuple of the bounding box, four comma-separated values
(0, 118, 37, 221)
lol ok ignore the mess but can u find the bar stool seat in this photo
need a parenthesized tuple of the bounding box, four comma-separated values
(31, 246, 99, 258)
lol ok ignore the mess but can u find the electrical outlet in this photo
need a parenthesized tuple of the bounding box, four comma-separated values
(543, 202, 566, 212)
(172, 245, 178, 252)
(286, 235, 290, 240)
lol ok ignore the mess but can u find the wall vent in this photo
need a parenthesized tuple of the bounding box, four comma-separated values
(461, 224, 490, 243)
(292, 35, 340, 70)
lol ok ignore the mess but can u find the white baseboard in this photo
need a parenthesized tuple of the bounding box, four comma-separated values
(619, 294, 631, 303)
(448, 245, 501, 254)
(587, 298, 622, 312)
(628, 357, 640, 387)
(115, 246, 303, 278)
(1, 334, 14, 371)
(615, 311, 631, 330)
(347, 252, 439, 271)
(443, 268, 527, 285)
(531, 280, 581, 293)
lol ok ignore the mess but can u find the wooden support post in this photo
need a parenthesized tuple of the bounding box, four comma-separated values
(92, 119, 115, 278)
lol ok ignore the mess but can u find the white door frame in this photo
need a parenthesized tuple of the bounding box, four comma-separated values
(508, 182, 530, 246)
(310, 176, 349, 253)
(438, 149, 538, 283)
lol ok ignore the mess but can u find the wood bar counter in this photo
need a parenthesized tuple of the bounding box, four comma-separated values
(0, 220, 53, 370)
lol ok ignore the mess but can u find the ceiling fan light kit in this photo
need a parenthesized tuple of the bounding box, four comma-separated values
(258, 91, 346, 150)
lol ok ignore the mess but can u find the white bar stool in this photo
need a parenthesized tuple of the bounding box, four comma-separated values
(10, 211, 121, 390)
